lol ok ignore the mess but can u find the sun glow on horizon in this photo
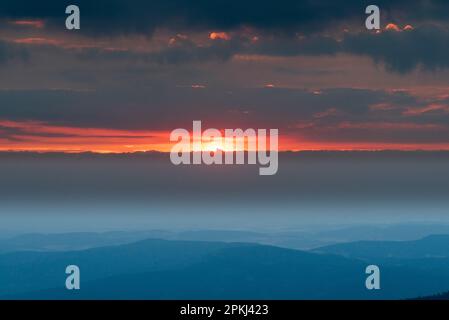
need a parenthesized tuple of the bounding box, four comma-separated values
(1, 119, 449, 153)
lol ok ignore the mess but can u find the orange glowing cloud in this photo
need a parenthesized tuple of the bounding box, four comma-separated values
(11, 20, 45, 28)
(275, 130, 449, 151)
(313, 108, 339, 119)
(385, 23, 401, 32)
(0, 120, 158, 137)
(285, 141, 449, 152)
(191, 84, 206, 89)
(403, 104, 449, 116)
(0, 120, 171, 153)
(369, 103, 396, 111)
(2, 119, 449, 154)
(209, 32, 231, 40)
(384, 23, 414, 32)
(13, 37, 61, 45)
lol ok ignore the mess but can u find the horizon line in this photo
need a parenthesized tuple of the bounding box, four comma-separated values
(2, 149, 449, 155)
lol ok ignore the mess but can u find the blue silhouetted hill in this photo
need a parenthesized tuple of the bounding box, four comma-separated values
(2, 238, 449, 299)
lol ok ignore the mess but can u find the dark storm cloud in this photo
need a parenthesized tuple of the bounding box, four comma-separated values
(0, 0, 432, 36)
(0, 87, 431, 126)
(1, 1, 449, 74)
(5, 25, 449, 75)
(343, 25, 449, 73)
(75, 24, 449, 72)
(245, 35, 340, 56)
(236, 25, 449, 73)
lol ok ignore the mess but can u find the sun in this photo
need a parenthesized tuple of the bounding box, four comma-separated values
(190, 134, 251, 153)
(202, 139, 226, 152)
(201, 136, 245, 152)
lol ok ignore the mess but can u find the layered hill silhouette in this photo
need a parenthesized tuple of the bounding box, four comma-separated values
(4, 224, 449, 254)
(0, 230, 324, 253)
(2, 238, 449, 299)
(314, 234, 449, 260)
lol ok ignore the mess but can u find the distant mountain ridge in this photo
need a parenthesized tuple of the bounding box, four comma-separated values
(314, 234, 449, 260)
(0, 230, 327, 252)
(4, 224, 449, 253)
(0, 231, 172, 253)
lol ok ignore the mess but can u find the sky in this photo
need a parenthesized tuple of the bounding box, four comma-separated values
(1, 0, 449, 152)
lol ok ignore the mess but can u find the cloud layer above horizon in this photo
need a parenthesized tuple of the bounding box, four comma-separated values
(1, 0, 449, 152)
